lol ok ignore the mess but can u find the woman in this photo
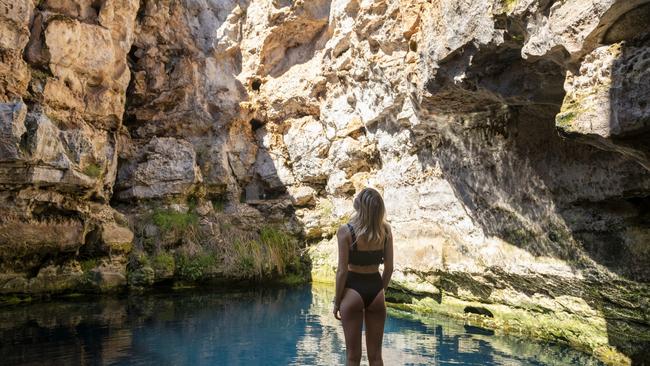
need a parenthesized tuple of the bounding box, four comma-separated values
(332, 187, 394, 366)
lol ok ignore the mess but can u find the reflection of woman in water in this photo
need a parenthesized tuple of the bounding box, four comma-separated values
(332, 187, 394, 366)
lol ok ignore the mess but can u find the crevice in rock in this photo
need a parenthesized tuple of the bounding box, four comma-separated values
(464, 306, 494, 318)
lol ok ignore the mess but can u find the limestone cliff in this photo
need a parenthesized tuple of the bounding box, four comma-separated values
(0, 0, 649, 364)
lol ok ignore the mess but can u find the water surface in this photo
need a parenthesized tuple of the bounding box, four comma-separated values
(0, 284, 604, 365)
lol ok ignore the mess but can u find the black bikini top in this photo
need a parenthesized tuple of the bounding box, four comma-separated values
(347, 223, 385, 266)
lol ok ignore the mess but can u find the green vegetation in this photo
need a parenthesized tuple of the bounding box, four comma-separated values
(152, 209, 198, 233)
(274, 272, 309, 286)
(152, 252, 175, 274)
(259, 226, 299, 274)
(131, 251, 151, 267)
(0, 295, 33, 305)
(186, 195, 198, 210)
(556, 111, 577, 128)
(175, 252, 218, 281)
(83, 163, 102, 178)
(233, 239, 260, 275)
(80, 258, 98, 273)
(502, 226, 538, 247)
(233, 226, 301, 278)
(211, 197, 226, 212)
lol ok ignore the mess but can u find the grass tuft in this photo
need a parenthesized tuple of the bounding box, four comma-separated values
(231, 226, 300, 278)
(152, 209, 198, 233)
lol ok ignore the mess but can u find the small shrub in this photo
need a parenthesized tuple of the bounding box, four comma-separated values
(152, 252, 175, 274)
(175, 252, 217, 281)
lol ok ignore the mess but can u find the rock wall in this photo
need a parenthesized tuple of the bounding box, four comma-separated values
(1, 0, 649, 364)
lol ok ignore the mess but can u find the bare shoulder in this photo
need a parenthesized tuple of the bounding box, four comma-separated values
(383, 222, 393, 237)
(337, 224, 350, 240)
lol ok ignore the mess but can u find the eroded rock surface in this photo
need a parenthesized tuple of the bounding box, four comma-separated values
(0, 0, 649, 363)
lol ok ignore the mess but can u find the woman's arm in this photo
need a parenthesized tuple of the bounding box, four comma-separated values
(333, 225, 349, 318)
(381, 224, 394, 291)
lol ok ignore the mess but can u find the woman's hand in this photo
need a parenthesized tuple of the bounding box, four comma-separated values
(333, 303, 341, 320)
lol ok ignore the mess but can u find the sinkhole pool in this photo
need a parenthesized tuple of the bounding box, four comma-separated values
(0, 283, 605, 365)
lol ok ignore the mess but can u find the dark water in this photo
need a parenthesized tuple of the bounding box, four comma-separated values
(0, 284, 604, 365)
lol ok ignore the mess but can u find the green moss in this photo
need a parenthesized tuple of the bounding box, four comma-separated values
(307, 241, 337, 285)
(83, 163, 102, 178)
(152, 209, 198, 233)
(383, 291, 626, 364)
(556, 111, 577, 128)
(488, 207, 540, 247)
(502, 227, 537, 247)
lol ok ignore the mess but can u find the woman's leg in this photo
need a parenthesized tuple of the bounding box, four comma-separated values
(340, 288, 364, 366)
(364, 289, 386, 366)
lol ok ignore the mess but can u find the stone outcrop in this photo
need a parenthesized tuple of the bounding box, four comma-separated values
(0, 0, 649, 364)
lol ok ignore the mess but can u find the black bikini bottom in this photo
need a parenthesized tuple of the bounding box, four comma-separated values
(345, 271, 383, 308)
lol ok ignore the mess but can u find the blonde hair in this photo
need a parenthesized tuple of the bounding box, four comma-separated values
(349, 187, 387, 246)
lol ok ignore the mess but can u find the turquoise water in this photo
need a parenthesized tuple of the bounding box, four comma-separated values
(0, 284, 604, 365)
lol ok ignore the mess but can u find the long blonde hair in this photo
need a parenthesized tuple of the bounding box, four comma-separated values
(349, 187, 387, 246)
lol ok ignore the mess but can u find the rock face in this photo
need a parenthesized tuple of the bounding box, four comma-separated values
(1, 0, 649, 364)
